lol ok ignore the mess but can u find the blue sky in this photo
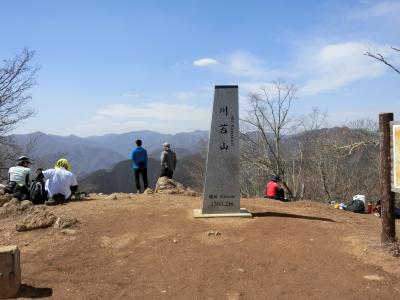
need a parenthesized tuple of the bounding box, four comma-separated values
(1, 0, 399, 136)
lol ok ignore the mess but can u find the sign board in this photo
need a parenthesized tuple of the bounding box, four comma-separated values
(392, 121, 400, 193)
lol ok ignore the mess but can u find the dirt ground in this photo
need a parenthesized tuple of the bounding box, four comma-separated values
(1, 194, 400, 300)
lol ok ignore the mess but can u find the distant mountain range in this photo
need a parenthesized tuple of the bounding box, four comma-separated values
(9, 130, 208, 176)
(87, 130, 208, 158)
(79, 152, 206, 194)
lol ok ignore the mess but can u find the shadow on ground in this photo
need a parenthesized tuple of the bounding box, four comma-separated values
(251, 211, 335, 222)
(17, 284, 53, 298)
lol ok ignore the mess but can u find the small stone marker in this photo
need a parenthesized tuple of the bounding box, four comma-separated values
(0, 245, 21, 299)
(194, 85, 251, 218)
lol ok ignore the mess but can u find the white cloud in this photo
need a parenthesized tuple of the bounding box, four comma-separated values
(193, 58, 218, 67)
(193, 51, 270, 79)
(74, 102, 211, 136)
(239, 82, 279, 95)
(297, 42, 395, 96)
(191, 41, 400, 99)
(224, 51, 267, 79)
(195, 41, 398, 100)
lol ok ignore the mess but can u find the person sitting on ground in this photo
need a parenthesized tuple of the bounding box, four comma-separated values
(41, 158, 78, 206)
(264, 175, 285, 200)
(130, 139, 149, 193)
(160, 142, 177, 179)
(373, 200, 381, 217)
(5, 156, 32, 200)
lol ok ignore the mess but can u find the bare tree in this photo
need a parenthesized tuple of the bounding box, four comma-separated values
(240, 80, 297, 198)
(300, 120, 379, 202)
(0, 49, 37, 178)
(0, 49, 37, 142)
(240, 89, 381, 203)
(286, 108, 327, 199)
(365, 47, 400, 75)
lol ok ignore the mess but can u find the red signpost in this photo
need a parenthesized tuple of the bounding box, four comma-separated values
(379, 113, 396, 243)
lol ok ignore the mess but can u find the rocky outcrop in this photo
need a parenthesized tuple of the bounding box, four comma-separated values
(0, 199, 78, 232)
(16, 207, 57, 232)
(54, 216, 79, 229)
(155, 177, 200, 196)
(0, 199, 35, 218)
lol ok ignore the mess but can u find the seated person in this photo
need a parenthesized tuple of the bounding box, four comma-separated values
(5, 156, 32, 200)
(264, 175, 285, 200)
(373, 200, 381, 216)
(41, 158, 78, 206)
(374, 200, 400, 219)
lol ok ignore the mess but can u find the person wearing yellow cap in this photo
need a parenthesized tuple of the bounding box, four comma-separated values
(41, 158, 78, 206)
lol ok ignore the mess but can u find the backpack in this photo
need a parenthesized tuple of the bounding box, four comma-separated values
(134, 151, 147, 169)
(30, 178, 48, 205)
(344, 200, 365, 213)
(4, 181, 17, 194)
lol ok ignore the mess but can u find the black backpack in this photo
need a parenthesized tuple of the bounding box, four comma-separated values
(4, 181, 17, 194)
(30, 178, 48, 205)
(344, 200, 365, 213)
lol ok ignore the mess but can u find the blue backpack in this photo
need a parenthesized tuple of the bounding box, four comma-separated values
(134, 149, 147, 169)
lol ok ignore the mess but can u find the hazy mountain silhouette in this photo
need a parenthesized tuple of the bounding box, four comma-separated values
(9, 130, 208, 176)
(80, 152, 206, 194)
(10, 132, 125, 176)
(87, 130, 208, 157)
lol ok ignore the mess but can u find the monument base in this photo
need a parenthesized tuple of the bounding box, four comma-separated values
(193, 208, 252, 218)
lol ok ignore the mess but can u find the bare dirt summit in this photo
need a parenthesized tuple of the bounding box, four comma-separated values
(1, 194, 400, 299)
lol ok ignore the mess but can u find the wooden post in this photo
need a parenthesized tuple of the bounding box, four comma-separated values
(379, 113, 396, 243)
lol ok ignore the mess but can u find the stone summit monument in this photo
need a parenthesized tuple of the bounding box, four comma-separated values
(194, 85, 251, 218)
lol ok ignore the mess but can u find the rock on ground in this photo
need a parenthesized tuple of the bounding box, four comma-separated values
(54, 216, 79, 229)
(0, 199, 35, 218)
(143, 188, 154, 194)
(106, 193, 118, 200)
(1, 198, 78, 232)
(155, 177, 200, 196)
(0, 183, 6, 194)
(0, 194, 14, 207)
(15, 206, 57, 232)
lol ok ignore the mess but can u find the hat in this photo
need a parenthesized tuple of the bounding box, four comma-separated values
(55, 158, 72, 171)
(271, 175, 281, 182)
(18, 156, 31, 163)
(162, 142, 170, 148)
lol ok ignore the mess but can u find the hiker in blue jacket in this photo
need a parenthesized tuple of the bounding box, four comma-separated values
(130, 139, 149, 193)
